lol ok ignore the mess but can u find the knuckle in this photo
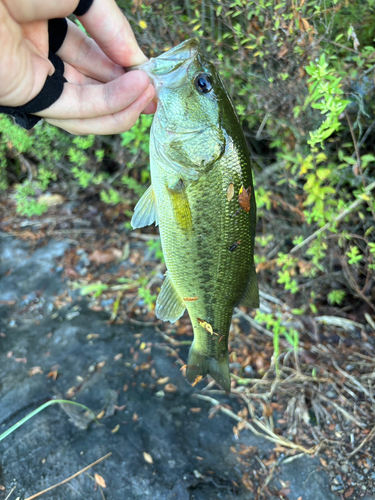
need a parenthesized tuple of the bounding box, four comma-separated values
(75, 36, 94, 66)
(75, 85, 85, 117)
(102, 83, 111, 112)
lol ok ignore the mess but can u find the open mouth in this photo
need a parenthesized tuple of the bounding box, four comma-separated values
(135, 39, 199, 80)
(150, 39, 199, 75)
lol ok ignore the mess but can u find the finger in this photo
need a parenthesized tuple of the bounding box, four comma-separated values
(45, 83, 155, 135)
(78, 0, 148, 67)
(57, 20, 124, 83)
(0, 3, 53, 106)
(2, 0, 79, 23)
(142, 99, 157, 115)
(63, 61, 102, 86)
(35, 70, 151, 119)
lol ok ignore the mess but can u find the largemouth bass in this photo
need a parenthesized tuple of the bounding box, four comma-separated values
(131, 39, 259, 392)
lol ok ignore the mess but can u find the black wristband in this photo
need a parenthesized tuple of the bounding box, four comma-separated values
(48, 18, 68, 53)
(48, 51, 65, 75)
(0, 53, 67, 130)
(74, 0, 95, 16)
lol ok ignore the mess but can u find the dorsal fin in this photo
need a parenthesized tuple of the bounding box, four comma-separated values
(239, 264, 259, 308)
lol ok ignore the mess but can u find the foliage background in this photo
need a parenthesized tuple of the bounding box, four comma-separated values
(0, 0, 374, 324)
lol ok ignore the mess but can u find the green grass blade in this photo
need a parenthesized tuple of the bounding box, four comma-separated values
(0, 400, 98, 442)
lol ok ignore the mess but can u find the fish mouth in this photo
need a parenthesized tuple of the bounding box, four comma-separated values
(132, 39, 199, 89)
(148, 39, 199, 75)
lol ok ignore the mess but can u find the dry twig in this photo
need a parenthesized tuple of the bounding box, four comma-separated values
(194, 393, 319, 454)
(348, 425, 375, 457)
(233, 307, 274, 338)
(317, 393, 366, 428)
(4, 484, 17, 500)
(24, 453, 112, 500)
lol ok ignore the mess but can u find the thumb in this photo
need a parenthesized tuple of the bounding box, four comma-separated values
(21, 20, 50, 59)
(0, 5, 53, 106)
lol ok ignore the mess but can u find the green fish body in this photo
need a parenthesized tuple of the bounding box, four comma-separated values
(132, 39, 259, 392)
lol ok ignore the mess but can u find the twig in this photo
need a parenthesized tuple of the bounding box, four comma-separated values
(290, 180, 375, 253)
(267, 374, 282, 399)
(345, 112, 361, 170)
(231, 374, 272, 386)
(353, 352, 375, 362)
(129, 318, 157, 327)
(318, 393, 365, 428)
(155, 327, 192, 346)
(200, 388, 271, 399)
(365, 313, 375, 332)
(99, 485, 106, 500)
(4, 484, 17, 500)
(24, 453, 112, 500)
(281, 453, 306, 464)
(315, 315, 365, 331)
(86, 472, 107, 500)
(254, 455, 268, 472)
(108, 151, 140, 184)
(129, 232, 160, 241)
(233, 307, 274, 338)
(346, 112, 375, 221)
(341, 256, 375, 312)
(194, 393, 317, 454)
(154, 343, 186, 366)
(324, 38, 358, 54)
(332, 359, 371, 397)
(246, 140, 266, 170)
(348, 425, 375, 457)
(362, 63, 375, 77)
(256, 160, 285, 182)
(259, 290, 289, 308)
(266, 241, 283, 259)
(19, 154, 33, 183)
(201, 379, 217, 391)
(125, 263, 165, 314)
(256, 112, 270, 139)
(145, 263, 166, 289)
(355, 117, 375, 151)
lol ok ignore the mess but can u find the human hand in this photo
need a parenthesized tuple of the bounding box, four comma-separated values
(0, 0, 156, 134)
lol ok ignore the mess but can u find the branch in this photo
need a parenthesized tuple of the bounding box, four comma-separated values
(290, 180, 375, 254)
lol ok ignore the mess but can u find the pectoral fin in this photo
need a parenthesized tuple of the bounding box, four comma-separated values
(152, 127, 225, 182)
(155, 271, 186, 322)
(239, 264, 259, 308)
(155, 135, 199, 181)
(131, 185, 159, 229)
(162, 127, 225, 178)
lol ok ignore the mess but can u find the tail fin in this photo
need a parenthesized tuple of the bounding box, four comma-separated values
(186, 344, 231, 392)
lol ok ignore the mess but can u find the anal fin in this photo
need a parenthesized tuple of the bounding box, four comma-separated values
(131, 185, 159, 229)
(239, 264, 259, 308)
(155, 271, 186, 322)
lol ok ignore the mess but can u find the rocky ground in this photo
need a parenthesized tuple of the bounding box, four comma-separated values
(0, 231, 344, 500)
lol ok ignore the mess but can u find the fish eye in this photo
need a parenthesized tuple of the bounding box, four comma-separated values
(194, 74, 213, 94)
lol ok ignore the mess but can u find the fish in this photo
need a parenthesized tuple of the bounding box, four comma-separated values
(131, 39, 259, 392)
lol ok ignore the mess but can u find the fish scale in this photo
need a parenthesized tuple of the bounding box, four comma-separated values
(131, 39, 259, 392)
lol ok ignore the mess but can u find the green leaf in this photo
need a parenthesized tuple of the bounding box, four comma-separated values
(361, 154, 375, 165)
(316, 168, 331, 180)
(80, 282, 109, 297)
